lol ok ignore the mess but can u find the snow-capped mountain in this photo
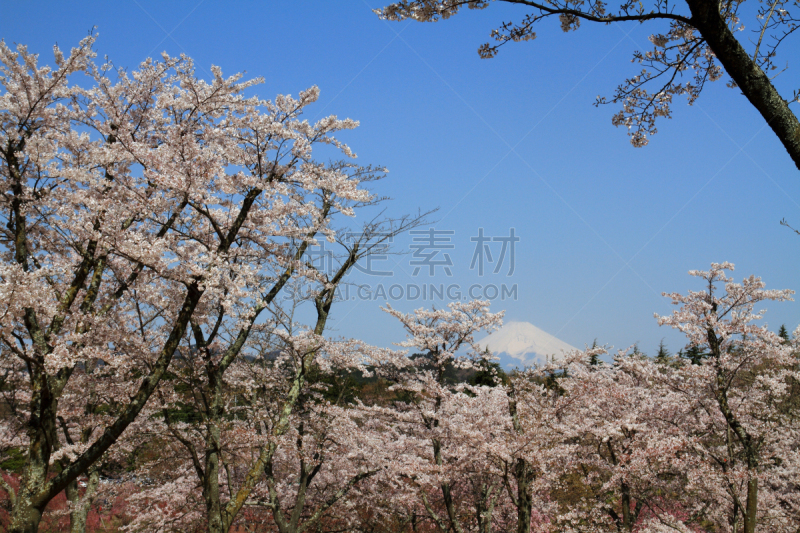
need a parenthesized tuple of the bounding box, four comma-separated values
(476, 321, 577, 368)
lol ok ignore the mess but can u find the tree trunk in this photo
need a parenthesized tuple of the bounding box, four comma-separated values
(432, 438, 464, 533)
(686, 0, 800, 170)
(473, 478, 497, 533)
(66, 467, 100, 533)
(8, 503, 42, 533)
(507, 388, 533, 533)
(744, 476, 758, 533)
(620, 481, 633, 532)
(514, 458, 532, 533)
(10, 372, 57, 533)
(204, 422, 225, 533)
(706, 325, 759, 533)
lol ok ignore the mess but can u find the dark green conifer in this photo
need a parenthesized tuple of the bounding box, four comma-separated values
(470, 348, 507, 387)
(682, 344, 708, 365)
(778, 324, 790, 344)
(655, 339, 670, 365)
(588, 338, 600, 366)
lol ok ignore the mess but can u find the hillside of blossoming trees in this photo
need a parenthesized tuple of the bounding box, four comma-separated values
(1, 38, 799, 533)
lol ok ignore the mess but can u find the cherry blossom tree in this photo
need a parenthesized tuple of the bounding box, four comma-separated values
(124, 334, 396, 533)
(517, 264, 799, 533)
(133, 194, 428, 532)
(523, 350, 699, 533)
(654, 262, 799, 533)
(499, 263, 799, 533)
(376, 0, 800, 169)
(377, 301, 507, 533)
(0, 35, 375, 533)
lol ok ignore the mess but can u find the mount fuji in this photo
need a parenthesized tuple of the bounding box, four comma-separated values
(476, 321, 577, 368)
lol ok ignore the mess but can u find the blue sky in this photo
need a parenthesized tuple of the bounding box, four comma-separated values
(2, 0, 798, 358)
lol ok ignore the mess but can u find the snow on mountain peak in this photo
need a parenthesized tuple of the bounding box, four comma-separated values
(476, 321, 577, 366)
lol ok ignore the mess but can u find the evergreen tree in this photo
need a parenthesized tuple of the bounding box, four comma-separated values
(778, 324, 791, 344)
(588, 338, 600, 366)
(470, 348, 508, 387)
(682, 344, 708, 365)
(655, 339, 671, 365)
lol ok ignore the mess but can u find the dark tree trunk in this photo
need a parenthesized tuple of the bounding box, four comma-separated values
(686, 0, 800, 170)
